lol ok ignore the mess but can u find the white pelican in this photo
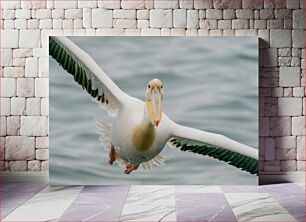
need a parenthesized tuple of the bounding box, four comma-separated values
(50, 36, 258, 175)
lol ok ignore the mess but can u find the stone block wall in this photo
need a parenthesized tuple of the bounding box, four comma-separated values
(0, 0, 305, 173)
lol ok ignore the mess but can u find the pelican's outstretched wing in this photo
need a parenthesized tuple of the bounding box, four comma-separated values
(168, 123, 258, 175)
(49, 36, 129, 116)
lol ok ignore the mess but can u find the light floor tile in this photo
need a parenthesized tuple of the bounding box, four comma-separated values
(176, 185, 222, 193)
(3, 186, 83, 221)
(296, 183, 305, 189)
(221, 185, 264, 193)
(119, 185, 176, 222)
(81, 185, 129, 194)
(225, 193, 297, 222)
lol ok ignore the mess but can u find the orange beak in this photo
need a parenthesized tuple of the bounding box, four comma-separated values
(146, 88, 163, 127)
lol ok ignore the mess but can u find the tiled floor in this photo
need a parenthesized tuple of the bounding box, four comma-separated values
(1, 182, 304, 221)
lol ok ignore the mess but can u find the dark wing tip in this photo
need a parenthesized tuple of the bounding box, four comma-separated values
(171, 138, 258, 175)
(49, 37, 106, 105)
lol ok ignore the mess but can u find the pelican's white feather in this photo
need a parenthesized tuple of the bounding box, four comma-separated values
(96, 119, 166, 170)
(141, 154, 166, 170)
(170, 123, 258, 160)
(95, 119, 112, 151)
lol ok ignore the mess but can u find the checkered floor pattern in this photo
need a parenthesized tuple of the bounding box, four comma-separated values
(1, 183, 304, 221)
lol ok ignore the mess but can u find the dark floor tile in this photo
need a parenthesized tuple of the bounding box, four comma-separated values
(176, 193, 237, 222)
(1, 205, 17, 219)
(1, 182, 47, 193)
(283, 205, 305, 222)
(1, 193, 34, 205)
(270, 192, 305, 206)
(262, 183, 304, 193)
(59, 185, 129, 221)
(0, 182, 47, 219)
(73, 193, 128, 205)
(59, 203, 125, 222)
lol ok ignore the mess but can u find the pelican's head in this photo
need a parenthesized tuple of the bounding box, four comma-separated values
(145, 79, 164, 127)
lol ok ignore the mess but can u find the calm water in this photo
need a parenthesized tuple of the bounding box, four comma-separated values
(50, 37, 258, 185)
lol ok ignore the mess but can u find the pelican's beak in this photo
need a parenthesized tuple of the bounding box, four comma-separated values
(146, 88, 163, 127)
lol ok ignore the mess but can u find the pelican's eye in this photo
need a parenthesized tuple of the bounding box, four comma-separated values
(161, 85, 163, 89)
(148, 84, 151, 89)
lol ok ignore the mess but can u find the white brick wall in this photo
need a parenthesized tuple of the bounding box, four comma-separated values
(0, 0, 305, 172)
(5, 136, 35, 160)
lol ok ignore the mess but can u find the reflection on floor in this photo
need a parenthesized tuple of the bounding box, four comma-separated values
(1, 183, 304, 221)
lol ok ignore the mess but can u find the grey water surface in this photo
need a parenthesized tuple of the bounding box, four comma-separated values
(50, 37, 258, 185)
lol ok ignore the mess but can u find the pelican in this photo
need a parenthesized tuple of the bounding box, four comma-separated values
(49, 36, 258, 175)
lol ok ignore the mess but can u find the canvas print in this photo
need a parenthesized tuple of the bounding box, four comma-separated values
(49, 37, 258, 185)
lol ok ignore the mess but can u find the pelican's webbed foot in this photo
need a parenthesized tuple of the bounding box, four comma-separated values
(124, 163, 139, 174)
(108, 144, 117, 165)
